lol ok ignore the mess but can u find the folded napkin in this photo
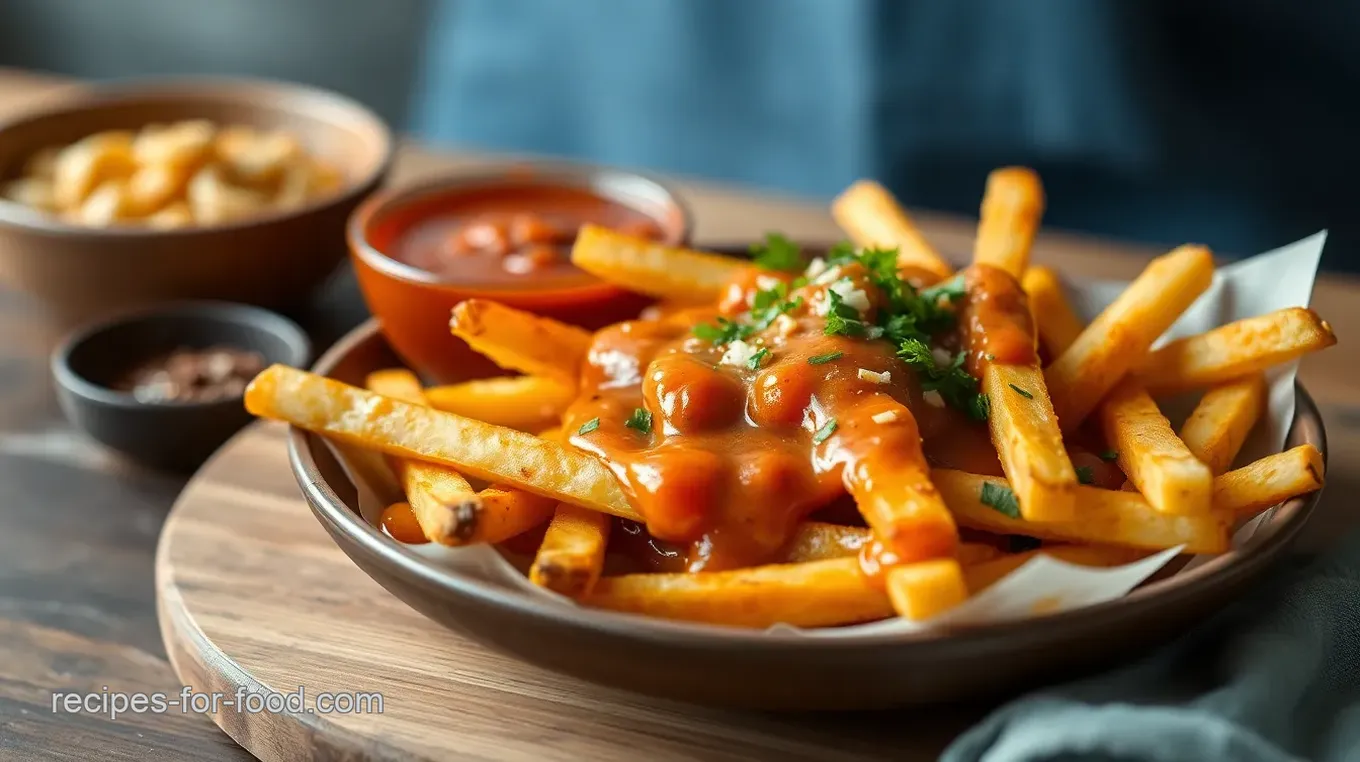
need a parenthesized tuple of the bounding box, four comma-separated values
(944, 531, 1360, 762)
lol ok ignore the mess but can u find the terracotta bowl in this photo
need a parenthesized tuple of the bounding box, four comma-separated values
(0, 78, 392, 323)
(287, 318, 1325, 711)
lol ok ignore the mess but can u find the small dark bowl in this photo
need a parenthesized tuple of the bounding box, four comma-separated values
(288, 318, 1326, 710)
(53, 301, 311, 472)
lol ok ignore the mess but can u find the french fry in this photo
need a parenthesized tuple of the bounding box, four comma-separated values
(585, 556, 894, 628)
(425, 376, 575, 431)
(1021, 266, 1084, 356)
(247, 365, 640, 520)
(932, 469, 1231, 554)
(450, 300, 592, 387)
(885, 559, 969, 621)
(777, 521, 871, 562)
(365, 368, 556, 544)
(52, 130, 136, 209)
(1135, 308, 1336, 395)
(529, 503, 612, 597)
(1046, 245, 1215, 431)
(983, 363, 1077, 521)
(570, 224, 745, 303)
(1100, 378, 1213, 514)
(973, 167, 1044, 278)
(1179, 374, 1268, 474)
(831, 180, 953, 280)
(1214, 445, 1324, 520)
(964, 263, 1076, 522)
(963, 545, 1147, 593)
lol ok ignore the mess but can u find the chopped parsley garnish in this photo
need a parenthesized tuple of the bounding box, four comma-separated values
(693, 317, 753, 345)
(980, 482, 1021, 518)
(1099, 449, 1120, 462)
(920, 274, 967, 306)
(750, 232, 803, 272)
(577, 417, 600, 436)
(807, 351, 843, 365)
(1075, 465, 1095, 485)
(898, 338, 989, 421)
(748, 347, 770, 370)
(1009, 383, 1034, 399)
(751, 294, 804, 332)
(812, 419, 838, 444)
(624, 408, 652, 434)
(822, 288, 874, 338)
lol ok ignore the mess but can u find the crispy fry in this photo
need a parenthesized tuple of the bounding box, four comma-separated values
(777, 521, 871, 562)
(570, 224, 745, 303)
(1215, 445, 1324, 520)
(963, 545, 1147, 593)
(1179, 374, 1269, 474)
(932, 469, 1230, 554)
(847, 402, 959, 563)
(425, 376, 575, 431)
(449, 299, 593, 386)
(1021, 265, 1084, 357)
(529, 503, 611, 597)
(1100, 378, 1213, 514)
(247, 365, 640, 519)
(1046, 245, 1215, 432)
(365, 368, 556, 544)
(831, 180, 954, 280)
(984, 363, 1077, 521)
(973, 167, 1044, 278)
(1135, 308, 1336, 395)
(585, 556, 893, 628)
(886, 559, 969, 621)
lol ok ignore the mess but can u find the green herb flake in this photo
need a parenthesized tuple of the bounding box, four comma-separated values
(1009, 383, 1034, 399)
(693, 317, 753, 346)
(1075, 465, 1095, 485)
(576, 418, 600, 436)
(1099, 449, 1120, 462)
(624, 408, 653, 434)
(812, 419, 839, 444)
(748, 347, 770, 370)
(897, 338, 989, 421)
(980, 482, 1021, 518)
(807, 351, 843, 365)
(750, 233, 804, 272)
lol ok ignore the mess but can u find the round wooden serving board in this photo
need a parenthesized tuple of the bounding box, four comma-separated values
(156, 421, 984, 761)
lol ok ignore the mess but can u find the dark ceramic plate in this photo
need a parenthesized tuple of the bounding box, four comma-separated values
(288, 319, 1324, 710)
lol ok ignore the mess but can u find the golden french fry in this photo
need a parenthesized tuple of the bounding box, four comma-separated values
(1021, 265, 1084, 356)
(777, 521, 870, 562)
(529, 503, 612, 597)
(983, 363, 1077, 521)
(963, 545, 1147, 593)
(1135, 308, 1336, 395)
(932, 469, 1230, 554)
(1046, 245, 1215, 431)
(125, 163, 187, 216)
(187, 164, 268, 225)
(425, 376, 575, 431)
(133, 119, 215, 169)
(2, 178, 56, 211)
(52, 130, 136, 209)
(831, 180, 953, 280)
(973, 167, 1044, 278)
(1179, 374, 1269, 474)
(1215, 445, 1324, 520)
(73, 180, 130, 226)
(214, 125, 302, 186)
(450, 300, 593, 387)
(1100, 378, 1212, 514)
(247, 365, 639, 520)
(585, 556, 894, 628)
(886, 559, 968, 621)
(570, 224, 746, 303)
(365, 368, 556, 545)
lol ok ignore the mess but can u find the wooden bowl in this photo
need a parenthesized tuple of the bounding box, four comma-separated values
(287, 319, 1326, 711)
(0, 78, 392, 323)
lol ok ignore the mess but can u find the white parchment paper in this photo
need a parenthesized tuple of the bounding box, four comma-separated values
(332, 232, 1327, 634)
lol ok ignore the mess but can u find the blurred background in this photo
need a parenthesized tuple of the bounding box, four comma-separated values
(3, 0, 1356, 270)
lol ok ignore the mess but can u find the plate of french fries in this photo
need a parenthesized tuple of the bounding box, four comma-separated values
(2, 120, 343, 229)
(249, 169, 1333, 707)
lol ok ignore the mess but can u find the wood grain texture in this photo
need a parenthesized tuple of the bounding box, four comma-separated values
(157, 422, 985, 761)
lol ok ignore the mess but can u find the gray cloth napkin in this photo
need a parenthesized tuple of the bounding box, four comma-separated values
(944, 531, 1360, 762)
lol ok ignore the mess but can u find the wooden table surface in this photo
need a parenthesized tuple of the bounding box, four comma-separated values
(1, 68, 1357, 760)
